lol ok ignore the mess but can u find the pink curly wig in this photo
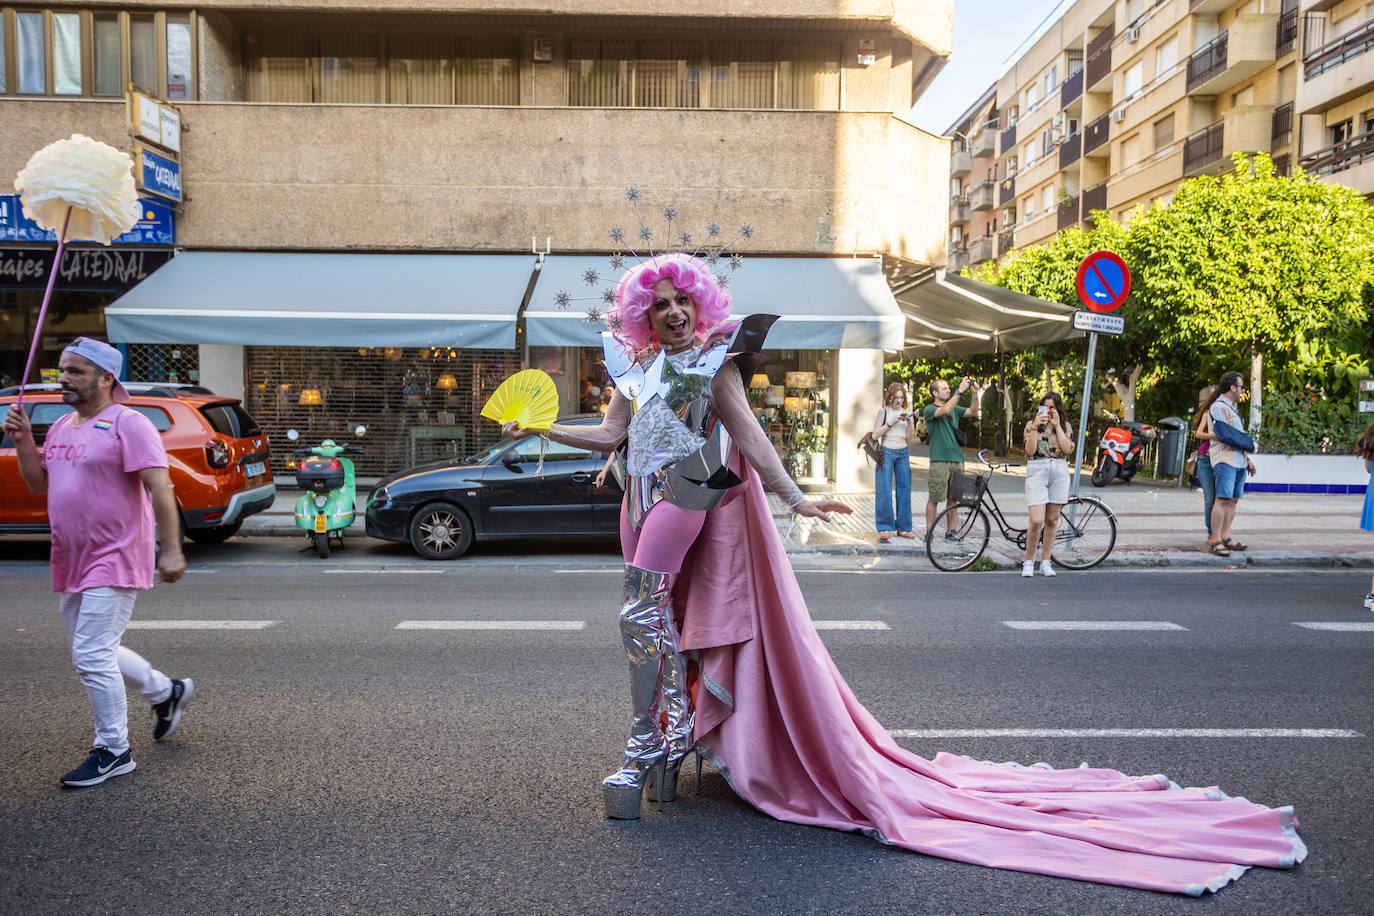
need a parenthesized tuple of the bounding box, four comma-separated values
(609, 253, 732, 350)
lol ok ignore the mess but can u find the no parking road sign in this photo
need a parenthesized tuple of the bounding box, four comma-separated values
(1075, 250, 1131, 313)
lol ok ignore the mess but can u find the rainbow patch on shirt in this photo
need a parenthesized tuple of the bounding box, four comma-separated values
(93, 419, 113, 431)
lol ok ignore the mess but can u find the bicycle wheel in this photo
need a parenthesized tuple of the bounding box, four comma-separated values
(1051, 496, 1117, 570)
(925, 503, 990, 572)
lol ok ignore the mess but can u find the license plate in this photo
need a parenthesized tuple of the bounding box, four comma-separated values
(314, 515, 327, 532)
(244, 461, 266, 478)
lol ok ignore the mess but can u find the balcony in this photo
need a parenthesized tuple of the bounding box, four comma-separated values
(1273, 152, 1291, 176)
(1277, 7, 1299, 56)
(1000, 121, 1018, 153)
(1299, 19, 1374, 113)
(1187, 16, 1279, 96)
(1299, 131, 1374, 176)
(1081, 182, 1107, 221)
(1060, 67, 1084, 108)
(1192, 0, 1233, 13)
(1304, 18, 1374, 78)
(1084, 114, 1110, 155)
(949, 197, 971, 225)
(997, 228, 1015, 256)
(969, 235, 995, 264)
(951, 149, 973, 177)
(1272, 101, 1293, 147)
(1183, 121, 1226, 174)
(947, 245, 970, 273)
(1057, 195, 1080, 231)
(970, 179, 997, 211)
(998, 175, 1017, 207)
(1086, 25, 1114, 91)
(1058, 131, 1082, 169)
(971, 128, 997, 158)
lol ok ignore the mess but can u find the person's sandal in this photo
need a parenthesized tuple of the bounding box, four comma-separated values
(1223, 538, 1248, 551)
(878, 532, 891, 542)
(897, 531, 915, 539)
(1209, 541, 1231, 557)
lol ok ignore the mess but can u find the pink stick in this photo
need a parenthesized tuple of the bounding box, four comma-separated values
(15, 206, 72, 408)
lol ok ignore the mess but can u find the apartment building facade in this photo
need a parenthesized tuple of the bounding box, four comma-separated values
(0, 1, 953, 487)
(945, 86, 1000, 272)
(946, 0, 1313, 264)
(1295, 0, 1374, 191)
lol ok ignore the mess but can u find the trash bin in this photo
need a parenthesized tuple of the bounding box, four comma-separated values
(1156, 416, 1188, 478)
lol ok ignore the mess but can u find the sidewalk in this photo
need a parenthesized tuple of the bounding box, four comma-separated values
(242, 453, 1370, 569)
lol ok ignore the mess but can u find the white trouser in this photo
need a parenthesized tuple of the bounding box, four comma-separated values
(59, 587, 172, 754)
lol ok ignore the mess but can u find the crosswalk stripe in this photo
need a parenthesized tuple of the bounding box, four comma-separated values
(812, 620, 891, 630)
(1003, 621, 1187, 631)
(127, 620, 277, 629)
(889, 728, 1363, 739)
(395, 620, 586, 630)
(1295, 622, 1374, 631)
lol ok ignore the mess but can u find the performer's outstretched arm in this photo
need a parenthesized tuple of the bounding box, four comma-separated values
(710, 365, 851, 522)
(503, 389, 630, 451)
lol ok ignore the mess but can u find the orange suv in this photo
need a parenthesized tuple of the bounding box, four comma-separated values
(1, 383, 275, 544)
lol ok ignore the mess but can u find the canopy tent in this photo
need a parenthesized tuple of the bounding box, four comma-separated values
(105, 252, 534, 349)
(893, 270, 1081, 357)
(524, 255, 906, 350)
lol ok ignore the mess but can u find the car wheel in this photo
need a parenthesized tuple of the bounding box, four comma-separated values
(409, 501, 473, 560)
(313, 531, 330, 558)
(186, 520, 243, 545)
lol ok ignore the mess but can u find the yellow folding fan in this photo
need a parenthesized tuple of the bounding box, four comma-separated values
(480, 369, 560, 430)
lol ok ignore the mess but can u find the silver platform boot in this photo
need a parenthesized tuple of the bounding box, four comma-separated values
(645, 606, 692, 803)
(602, 565, 672, 819)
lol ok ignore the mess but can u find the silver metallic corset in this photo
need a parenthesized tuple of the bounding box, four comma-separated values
(603, 334, 741, 530)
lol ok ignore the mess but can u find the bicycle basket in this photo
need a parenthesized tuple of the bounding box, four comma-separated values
(951, 471, 989, 503)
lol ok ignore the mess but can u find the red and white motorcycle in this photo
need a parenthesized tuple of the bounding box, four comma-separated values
(1091, 412, 1155, 486)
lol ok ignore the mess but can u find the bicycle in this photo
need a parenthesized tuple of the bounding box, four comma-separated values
(925, 449, 1118, 572)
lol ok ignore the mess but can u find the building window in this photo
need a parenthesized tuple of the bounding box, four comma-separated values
(1041, 185, 1055, 213)
(319, 34, 381, 103)
(1125, 0, 1145, 24)
(166, 12, 194, 99)
(1122, 133, 1142, 168)
(1277, 64, 1294, 102)
(1232, 85, 1254, 107)
(129, 13, 157, 94)
(93, 13, 122, 96)
(16, 10, 45, 94)
(1153, 114, 1174, 151)
(1156, 35, 1178, 75)
(1331, 118, 1354, 144)
(1363, 109, 1374, 133)
(1043, 64, 1058, 95)
(1067, 48, 1083, 75)
(52, 12, 82, 95)
(245, 33, 313, 102)
(776, 40, 839, 109)
(1123, 62, 1143, 99)
(0, 14, 5, 92)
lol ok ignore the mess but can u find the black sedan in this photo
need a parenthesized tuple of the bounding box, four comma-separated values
(364, 416, 623, 559)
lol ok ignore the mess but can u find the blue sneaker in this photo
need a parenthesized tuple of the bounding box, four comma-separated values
(61, 746, 135, 787)
(152, 678, 194, 740)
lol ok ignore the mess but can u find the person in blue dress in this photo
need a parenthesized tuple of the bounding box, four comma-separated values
(1359, 418, 1374, 609)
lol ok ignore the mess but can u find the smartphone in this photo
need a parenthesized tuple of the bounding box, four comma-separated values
(1037, 406, 1049, 417)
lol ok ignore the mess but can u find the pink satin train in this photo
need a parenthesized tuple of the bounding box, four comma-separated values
(672, 459, 1305, 896)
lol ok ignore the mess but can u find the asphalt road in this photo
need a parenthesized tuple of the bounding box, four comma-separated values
(0, 538, 1370, 916)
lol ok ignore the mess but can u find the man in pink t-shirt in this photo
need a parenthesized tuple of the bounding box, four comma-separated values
(3, 338, 194, 788)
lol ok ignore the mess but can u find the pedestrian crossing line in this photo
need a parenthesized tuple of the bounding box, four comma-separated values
(1295, 622, 1374, 632)
(889, 728, 1364, 739)
(126, 620, 278, 629)
(321, 568, 446, 575)
(812, 620, 891, 630)
(1003, 621, 1187, 631)
(394, 620, 586, 630)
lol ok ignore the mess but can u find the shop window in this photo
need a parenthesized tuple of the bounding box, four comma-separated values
(129, 13, 157, 94)
(166, 12, 194, 99)
(52, 12, 81, 94)
(16, 10, 45, 94)
(93, 13, 122, 96)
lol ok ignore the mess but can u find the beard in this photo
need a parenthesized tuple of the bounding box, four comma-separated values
(60, 380, 100, 405)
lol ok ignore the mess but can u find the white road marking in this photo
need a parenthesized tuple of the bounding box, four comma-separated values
(889, 728, 1363, 739)
(127, 620, 277, 629)
(1295, 622, 1374, 631)
(395, 620, 586, 630)
(321, 568, 446, 574)
(1003, 620, 1187, 630)
(812, 620, 891, 630)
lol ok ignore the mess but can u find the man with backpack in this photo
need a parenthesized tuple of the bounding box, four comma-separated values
(922, 377, 981, 537)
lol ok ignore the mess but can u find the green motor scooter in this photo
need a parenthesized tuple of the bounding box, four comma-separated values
(287, 426, 366, 558)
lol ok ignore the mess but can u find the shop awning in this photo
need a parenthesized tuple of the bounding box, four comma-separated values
(105, 252, 534, 349)
(893, 270, 1082, 357)
(524, 255, 905, 349)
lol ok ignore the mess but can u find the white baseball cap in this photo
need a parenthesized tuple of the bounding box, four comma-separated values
(63, 337, 131, 403)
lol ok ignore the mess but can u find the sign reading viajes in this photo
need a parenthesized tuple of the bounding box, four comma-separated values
(0, 247, 173, 291)
(0, 195, 174, 246)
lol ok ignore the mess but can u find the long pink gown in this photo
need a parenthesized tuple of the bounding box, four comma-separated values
(672, 456, 1306, 896)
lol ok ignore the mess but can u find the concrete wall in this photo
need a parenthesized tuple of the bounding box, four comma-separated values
(834, 347, 884, 490)
(199, 344, 246, 401)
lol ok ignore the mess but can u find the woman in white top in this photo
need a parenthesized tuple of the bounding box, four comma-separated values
(872, 382, 915, 541)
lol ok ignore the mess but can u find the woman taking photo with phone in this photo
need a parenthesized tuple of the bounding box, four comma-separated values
(1023, 392, 1075, 577)
(872, 382, 915, 542)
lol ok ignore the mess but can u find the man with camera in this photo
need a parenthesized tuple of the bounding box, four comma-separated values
(921, 377, 981, 538)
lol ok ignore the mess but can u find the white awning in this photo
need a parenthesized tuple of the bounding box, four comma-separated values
(524, 255, 906, 349)
(893, 270, 1082, 357)
(106, 251, 534, 349)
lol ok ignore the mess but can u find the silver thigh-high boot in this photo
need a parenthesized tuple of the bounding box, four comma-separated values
(645, 606, 692, 803)
(602, 565, 672, 819)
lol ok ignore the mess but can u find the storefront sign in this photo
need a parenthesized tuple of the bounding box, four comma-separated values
(136, 147, 182, 203)
(0, 247, 173, 291)
(0, 195, 174, 246)
(128, 90, 181, 154)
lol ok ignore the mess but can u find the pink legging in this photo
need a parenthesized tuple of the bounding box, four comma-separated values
(620, 500, 707, 574)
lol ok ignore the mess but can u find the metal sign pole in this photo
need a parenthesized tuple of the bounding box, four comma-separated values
(1069, 331, 1098, 524)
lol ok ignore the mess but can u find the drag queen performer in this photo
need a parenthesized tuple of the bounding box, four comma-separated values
(506, 253, 1305, 895)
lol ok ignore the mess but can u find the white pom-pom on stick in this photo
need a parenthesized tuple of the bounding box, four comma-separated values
(12, 134, 142, 404)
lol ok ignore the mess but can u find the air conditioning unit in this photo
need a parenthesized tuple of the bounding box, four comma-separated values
(1126, 27, 1141, 42)
(1049, 127, 1064, 144)
(1053, 113, 1067, 131)
(1113, 108, 1128, 123)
